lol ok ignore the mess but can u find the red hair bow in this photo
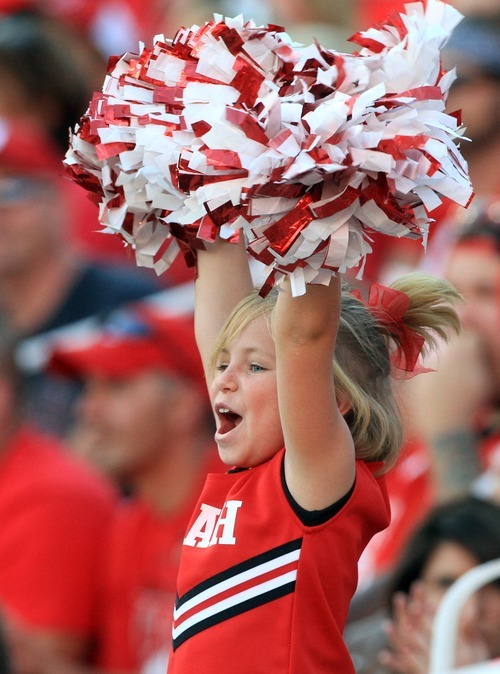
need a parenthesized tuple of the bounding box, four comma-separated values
(351, 283, 430, 378)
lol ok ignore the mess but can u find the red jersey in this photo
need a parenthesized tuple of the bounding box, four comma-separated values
(97, 499, 183, 673)
(0, 425, 117, 634)
(97, 447, 223, 673)
(168, 449, 390, 674)
(358, 438, 435, 586)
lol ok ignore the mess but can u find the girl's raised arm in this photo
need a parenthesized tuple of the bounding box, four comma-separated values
(194, 233, 253, 380)
(274, 276, 355, 511)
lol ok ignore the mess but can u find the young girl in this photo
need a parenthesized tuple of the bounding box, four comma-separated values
(166, 232, 461, 673)
(61, 6, 472, 670)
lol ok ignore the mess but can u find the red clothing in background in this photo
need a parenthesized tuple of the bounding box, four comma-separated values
(97, 500, 184, 673)
(356, 0, 407, 26)
(97, 447, 222, 674)
(0, 425, 117, 634)
(357, 439, 434, 587)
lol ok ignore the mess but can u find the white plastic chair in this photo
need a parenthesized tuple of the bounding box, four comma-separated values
(429, 558, 500, 674)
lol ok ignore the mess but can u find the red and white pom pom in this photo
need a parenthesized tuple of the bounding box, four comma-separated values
(65, 0, 473, 295)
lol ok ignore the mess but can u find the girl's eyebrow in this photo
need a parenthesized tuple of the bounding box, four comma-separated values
(218, 346, 275, 360)
(245, 347, 276, 362)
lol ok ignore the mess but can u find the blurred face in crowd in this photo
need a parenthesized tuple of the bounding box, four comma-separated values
(421, 541, 500, 658)
(420, 541, 479, 608)
(75, 370, 185, 480)
(477, 578, 500, 658)
(445, 239, 500, 382)
(446, 72, 499, 148)
(0, 173, 64, 275)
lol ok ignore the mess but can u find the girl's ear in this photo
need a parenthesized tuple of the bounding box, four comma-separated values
(336, 393, 352, 416)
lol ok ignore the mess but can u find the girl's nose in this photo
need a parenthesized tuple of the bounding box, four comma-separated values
(214, 366, 238, 392)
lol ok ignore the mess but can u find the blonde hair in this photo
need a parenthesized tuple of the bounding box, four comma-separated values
(210, 273, 462, 470)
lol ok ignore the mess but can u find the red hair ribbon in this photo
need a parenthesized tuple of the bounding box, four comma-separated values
(351, 283, 430, 378)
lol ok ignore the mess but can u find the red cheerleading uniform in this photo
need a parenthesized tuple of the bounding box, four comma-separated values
(168, 448, 390, 674)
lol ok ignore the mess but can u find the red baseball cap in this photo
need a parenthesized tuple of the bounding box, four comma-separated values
(49, 304, 205, 386)
(0, 0, 35, 14)
(0, 117, 63, 177)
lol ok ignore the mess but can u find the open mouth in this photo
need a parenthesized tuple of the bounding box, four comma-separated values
(216, 405, 242, 435)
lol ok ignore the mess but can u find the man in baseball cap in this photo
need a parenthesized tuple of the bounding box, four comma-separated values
(50, 302, 222, 674)
(51, 303, 205, 390)
(0, 115, 162, 438)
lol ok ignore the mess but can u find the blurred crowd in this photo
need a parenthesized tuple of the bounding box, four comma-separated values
(0, 0, 498, 673)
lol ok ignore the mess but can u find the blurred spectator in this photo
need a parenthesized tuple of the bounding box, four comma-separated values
(0, 0, 152, 58)
(0, 7, 103, 153)
(0, 7, 136, 260)
(356, 434, 435, 589)
(381, 496, 500, 673)
(0, 116, 163, 436)
(357, 201, 500, 589)
(49, 303, 222, 674)
(345, 495, 500, 674)
(442, 13, 500, 199)
(0, 6, 198, 281)
(0, 316, 118, 674)
(407, 203, 500, 503)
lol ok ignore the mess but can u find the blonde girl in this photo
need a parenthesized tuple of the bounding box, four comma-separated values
(167, 233, 461, 674)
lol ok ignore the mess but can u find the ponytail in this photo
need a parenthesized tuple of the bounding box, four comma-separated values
(335, 273, 461, 469)
(390, 273, 462, 356)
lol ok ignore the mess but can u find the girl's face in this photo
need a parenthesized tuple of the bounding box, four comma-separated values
(210, 314, 284, 468)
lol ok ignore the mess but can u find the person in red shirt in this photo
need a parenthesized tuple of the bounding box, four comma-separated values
(356, 202, 500, 591)
(404, 205, 500, 502)
(0, 319, 118, 674)
(50, 302, 222, 674)
(162, 228, 463, 674)
(0, 116, 163, 438)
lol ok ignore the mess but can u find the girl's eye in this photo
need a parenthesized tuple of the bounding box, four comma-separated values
(250, 363, 265, 372)
(215, 363, 228, 372)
